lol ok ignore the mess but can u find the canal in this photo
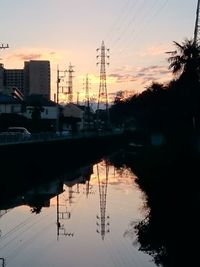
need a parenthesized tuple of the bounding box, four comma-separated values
(0, 157, 156, 267)
(0, 145, 199, 267)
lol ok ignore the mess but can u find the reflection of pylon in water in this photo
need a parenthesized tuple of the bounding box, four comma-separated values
(96, 161, 110, 240)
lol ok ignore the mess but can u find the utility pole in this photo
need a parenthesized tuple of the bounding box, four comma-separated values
(194, 0, 200, 45)
(56, 66, 67, 132)
(56, 66, 67, 104)
(83, 74, 91, 130)
(76, 91, 80, 105)
(0, 258, 5, 267)
(193, 0, 200, 132)
(66, 63, 74, 103)
(85, 74, 90, 110)
(0, 43, 9, 50)
(96, 41, 110, 130)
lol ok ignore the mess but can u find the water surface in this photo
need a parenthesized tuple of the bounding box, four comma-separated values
(0, 160, 156, 267)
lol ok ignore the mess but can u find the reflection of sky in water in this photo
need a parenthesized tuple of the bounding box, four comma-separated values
(0, 161, 155, 267)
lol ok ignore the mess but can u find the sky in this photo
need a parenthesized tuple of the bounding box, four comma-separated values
(0, 0, 198, 103)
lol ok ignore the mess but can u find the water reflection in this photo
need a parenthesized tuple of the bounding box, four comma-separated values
(110, 148, 200, 267)
(96, 160, 110, 240)
(0, 157, 157, 267)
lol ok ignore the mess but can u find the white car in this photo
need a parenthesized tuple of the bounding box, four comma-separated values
(7, 127, 31, 139)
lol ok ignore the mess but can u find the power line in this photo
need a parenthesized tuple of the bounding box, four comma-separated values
(104, 0, 137, 44)
(107, 0, 147, 49)
(110, 0, 170, 61)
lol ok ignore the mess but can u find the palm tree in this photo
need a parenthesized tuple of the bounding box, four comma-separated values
(167, 38, 200, 134)
(167, 38, 200, 78)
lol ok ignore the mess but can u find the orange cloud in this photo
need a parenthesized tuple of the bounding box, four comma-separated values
(109, 65, 172, 86)
(136, 44, 170, 57)
(2, 47, 63, 69)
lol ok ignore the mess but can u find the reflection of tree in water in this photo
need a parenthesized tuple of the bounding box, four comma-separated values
(110, 150, 200, 266)
(31, 205, 43, 214)
(30, 198, 50, 214)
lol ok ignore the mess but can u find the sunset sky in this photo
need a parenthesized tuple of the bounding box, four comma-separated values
(0, 0, 198, 103)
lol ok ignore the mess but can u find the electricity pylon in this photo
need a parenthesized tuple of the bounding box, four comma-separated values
(96, 161, 110, 240)
(96, 41, 110, 129)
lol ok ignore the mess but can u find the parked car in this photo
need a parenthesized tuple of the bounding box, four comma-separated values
(6, 127, 31, 139)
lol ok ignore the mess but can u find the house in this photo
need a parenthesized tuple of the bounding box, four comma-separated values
(23, 94, 59, 132)
(77, 104, 95, 130)
(0, 93, 23, 114)
(62, 103, 84, 131)
(0, 93, 27, 131)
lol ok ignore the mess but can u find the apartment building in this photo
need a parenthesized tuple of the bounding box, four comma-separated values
(0, 60, 51, 100)
(24, 60, 50, 99)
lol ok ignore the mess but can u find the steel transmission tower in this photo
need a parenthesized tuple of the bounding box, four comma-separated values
(66, 63, 75, 103)
(96, 161, 110, 240)
(96, 41, 110, 129)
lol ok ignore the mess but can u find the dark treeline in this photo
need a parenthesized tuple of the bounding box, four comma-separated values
(108, 38, 200, 266)
(110, 39, 200, 148)
(109, 149, 200, 267)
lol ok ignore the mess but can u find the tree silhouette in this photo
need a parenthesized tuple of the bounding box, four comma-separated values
(30, 105, 44, 132)
(167, 38, 200, 78)
(167, 38, 200, 133)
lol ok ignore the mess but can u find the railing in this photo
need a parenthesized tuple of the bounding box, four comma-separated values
(0, 129, 124, 145)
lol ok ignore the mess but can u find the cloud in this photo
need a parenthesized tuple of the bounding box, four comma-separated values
(136, 44, 171, 58)
(109, 65, 172, 86)
(3, 47, 63, 69)
(8, 53, 42, 61)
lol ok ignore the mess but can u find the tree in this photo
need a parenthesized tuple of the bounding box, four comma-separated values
(167, 39, 200, 133)
(167, 38, 200, 78)
(29, 106, 44, 133)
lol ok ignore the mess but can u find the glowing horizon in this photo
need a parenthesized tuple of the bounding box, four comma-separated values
(0, 0, 197, 102)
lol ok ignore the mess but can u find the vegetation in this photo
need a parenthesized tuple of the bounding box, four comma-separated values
(110, 38, 200, 147)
